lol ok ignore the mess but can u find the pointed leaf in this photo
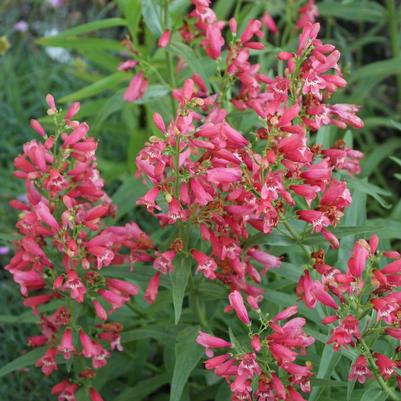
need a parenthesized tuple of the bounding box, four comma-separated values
(170, 254, 191, 324)
(170, 326, 203, 401)
(0, 347, 46, 378)
(141, 0, 163, 36)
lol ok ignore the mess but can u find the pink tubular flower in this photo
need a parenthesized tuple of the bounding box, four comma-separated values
(98, 289, 129, 312)
(247, 248, 281, 273)
(251, 335, 261, 352)
(261, 12, 278, 34)
(51, 380, 78, 401)
(204, 24, 225, 59)
(80, 330, 97, 358)
(106, 278, 139, 296)
(23, 294, 53, 314)
(190, 178, 213, 206)
(191, 249, 217, 279)
(91, 343, 110, 369)
(347, 240, 370, 278)
(196, 332, 232, 349)
(297, 210, 330, 232)
(34, 201, 60, 230)
(144, 272, 160, 304)
(228, 290, 250, 325)
(286, 387, 307, 401)
(123, 72, 148, 102)
(90, 388, 104, 401)
(272, 305, 298, 322)
(374, 353, 395, 380)
(46, 93, 57, 113)
(57, 328, 75, 360)
(30, 119, 46, 137)
(153, 250, 175, 274)
(65, 102, 80, 120)
(206, 167, 241, 184)
(158, 29, 171, 48)
(63, 271, 86, 303)
(153, 112, 166, 133)
(36, 348, 58, 376)
(327, 315, 361, 351)
(93, 300, 108, 321)
(349, 356, 372, 384)
(118, 60, 138, 71)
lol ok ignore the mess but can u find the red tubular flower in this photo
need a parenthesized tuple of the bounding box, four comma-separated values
(191, 249, 217, 279)
(297, 210, 330, 232)
(153, 250, 175, 274)
(123, 72, 148, 102)
(106, 278, 139, 296)
(93, 300, 108, 321)
(36, 348, 58, 376)
(374, 353, 395, 380)
(30, 119, 46, 137)
(272, 305, 298, 322)
(349, 356, 372, 384)
(144, 272, 160, 304)
(51, 380, 78, 401)
(57, 328, 75, 360)
(347, 240, 370, 278)
(228, 290, 250, 325)
(206, 167, 242, 184)
(196, 331, 232, 357)
(90, 387, 104, 401)
(80, 330, 97, 358)
(251, 335, 261, 352)
(63, 271, 86, 303)
(158, 29, 171, 48)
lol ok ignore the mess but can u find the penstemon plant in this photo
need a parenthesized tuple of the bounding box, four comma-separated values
(4, 1, 401, 401)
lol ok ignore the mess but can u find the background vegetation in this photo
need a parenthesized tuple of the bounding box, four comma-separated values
(0, 0, 400, 400)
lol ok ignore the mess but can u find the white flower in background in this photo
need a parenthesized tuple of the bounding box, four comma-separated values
(43, 28, 71, 63)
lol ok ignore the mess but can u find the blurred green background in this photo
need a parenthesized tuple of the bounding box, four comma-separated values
(0, 0, 400, 400)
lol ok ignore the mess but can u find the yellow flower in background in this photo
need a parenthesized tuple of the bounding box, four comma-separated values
(74, 57, 87, 73)
(0, 36, 10, 55)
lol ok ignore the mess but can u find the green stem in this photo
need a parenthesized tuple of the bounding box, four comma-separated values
(386, 0, 401, 113)
(140, 58, 171, 89)
(358, 337, 401, 401)
(163, 0, 177, 114)
(282, 219, 311, 259)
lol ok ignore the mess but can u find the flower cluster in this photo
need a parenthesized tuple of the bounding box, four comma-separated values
(9, 1, 399, 401)
(197, 291, 315, 401)
(135, 7, 363, 310)
(6, 96, 154, 400)
(298, 236, 401, 388)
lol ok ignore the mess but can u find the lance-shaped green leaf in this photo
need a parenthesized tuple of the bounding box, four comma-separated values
(0, 347, 46, 378)
(170, 253, 191, 324)
(318, 1, 384, 22)
(39, 18, 127, 39)
(308, 345, 342, 401)
(114, 373, 170, 401)
(59, 72, 129, 103)
(36, 37, 125, 52)
(116, 0, 142, 38)
(170, 326, 203, 401)
(141, 0, 163, 36)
